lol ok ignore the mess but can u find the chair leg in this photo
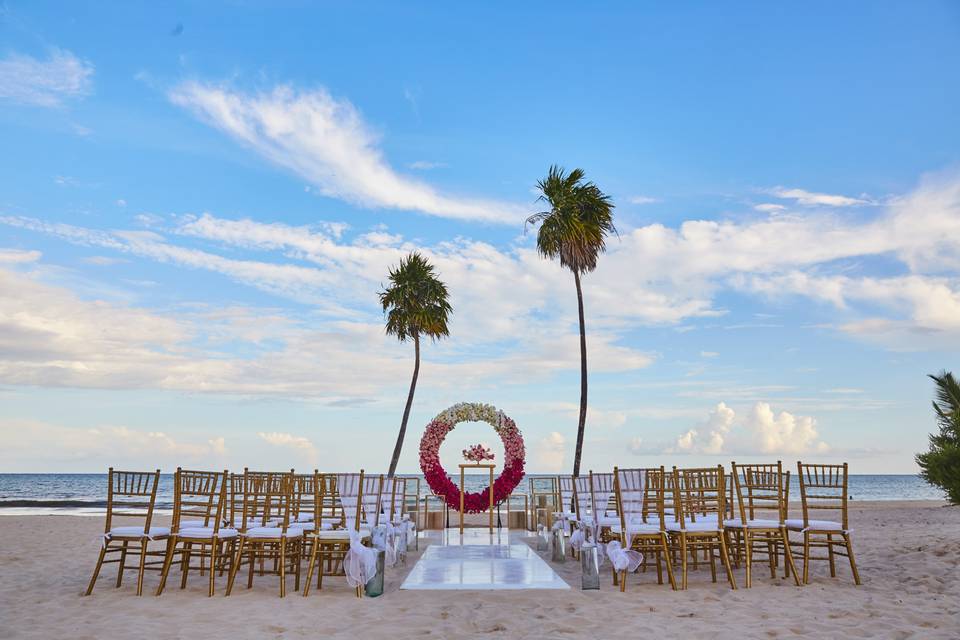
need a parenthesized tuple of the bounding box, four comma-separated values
(155, 538, 176, 596)
(708, 543, 717, 583)
(661, 535, 677, 591)
(744, 530, 752, 588)
(679, 534, 688, 590)
(116, 541, 128, 588)
(85, 545, 108, 595)
(279, 538, 287, 598)
(767, 537, 776, 579)
(827, 533, 837, 577)
(180, 543, 192, 589)
(136, 540, 148, 596)
(802, 532, 811, 585)
(303, 542, 319, 597)
(208, 542, 219, 597)
(843, 533, 861, 585)
(718, 532, 737, 590)
(781, 528, 801, 587)
(225, 537, 245, 596)
(294, 541, 302, 593)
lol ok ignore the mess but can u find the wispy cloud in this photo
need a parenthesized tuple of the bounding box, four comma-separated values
(628, 195, 659, 205)
(0, 48, 94, 107)
(408, 160, 446, 170)
(767, 186, 871, 207)
(168, 82, 524, 223)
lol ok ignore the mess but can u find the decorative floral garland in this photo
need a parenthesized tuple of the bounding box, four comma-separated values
(419, 402, 526, 513)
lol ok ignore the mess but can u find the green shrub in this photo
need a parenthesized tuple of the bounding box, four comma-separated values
(916, 371, 960, 504)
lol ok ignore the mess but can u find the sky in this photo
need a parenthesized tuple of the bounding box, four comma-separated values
(1, 1, 959, 475)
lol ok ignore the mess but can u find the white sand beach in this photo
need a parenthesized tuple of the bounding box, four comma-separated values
(1, 500, 957, 640)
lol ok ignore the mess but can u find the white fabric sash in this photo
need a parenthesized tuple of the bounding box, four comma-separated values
(344, 528, 378, 588)
(606, 540, 643, 573)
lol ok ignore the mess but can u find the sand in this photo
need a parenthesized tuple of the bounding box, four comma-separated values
(1, 500, 957, 639)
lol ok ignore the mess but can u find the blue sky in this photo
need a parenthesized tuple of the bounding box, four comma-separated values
(1, 1, 959, 474)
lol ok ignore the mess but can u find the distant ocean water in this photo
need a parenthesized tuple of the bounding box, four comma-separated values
(0, 473, 944, 516)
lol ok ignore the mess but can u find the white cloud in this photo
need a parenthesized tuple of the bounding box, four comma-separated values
(668, 401, 827, 455)
(258, 431, 318, 464)
(534, 431, 566, 472)
(168, 82, 524, 223)
(0, 48, 94, 107)
(628, 195, 659, 205)
(700, 351, 719, 358)
(0, 419, 228, 471)
(745, 402, 828, 455)
(408, 160, 446, 170)
(116, 199, 127, 207)
(669, 402, 735, 454)
(768, 186, 871, 207)
(0, 249, 41, 264)
(753, 203, 785, 213)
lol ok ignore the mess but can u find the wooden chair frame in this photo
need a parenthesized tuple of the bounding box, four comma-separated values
(728, 461, 800, 587)
(225, 470, 302, 597)
(788, 462, 861, 585)
(613, 466, 676, 591)
(156, 468, 234, 597)
(668, 466, 737, 590)
(85, 468, 166, 596)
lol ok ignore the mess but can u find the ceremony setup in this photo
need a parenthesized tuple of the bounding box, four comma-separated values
(83, 403, 862, 599)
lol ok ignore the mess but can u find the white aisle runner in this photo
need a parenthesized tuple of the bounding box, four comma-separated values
(400, 528, 569, 590)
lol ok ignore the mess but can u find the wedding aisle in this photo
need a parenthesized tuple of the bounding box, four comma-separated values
(400, 528, 569, 591)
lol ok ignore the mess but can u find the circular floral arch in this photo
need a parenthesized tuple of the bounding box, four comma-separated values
(419, 402, 526, 513)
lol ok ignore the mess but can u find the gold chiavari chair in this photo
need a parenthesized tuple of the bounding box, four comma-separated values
(727, 461, 800, 587)
(85, 468, 167, 596)
(225, 470, 302, 597)
(613, 466, 676, 591)
(303, 471, 372, 597)
(528, 476, 559, 531)
(156, 468, 236, 597)
(553, 475, 576, 536)
(787, 462, 861, 585)
(588, 471, 618, 543)
(667, 466, 737, 590)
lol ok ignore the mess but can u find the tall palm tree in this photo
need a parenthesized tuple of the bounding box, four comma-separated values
(526, 165, 615, 477)
(380, 252, 452, 479)
(916, 370, 960, 504)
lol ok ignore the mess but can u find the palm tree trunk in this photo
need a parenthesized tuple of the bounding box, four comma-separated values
(572, 270, 588, 478)
(388, 333, 420, 479)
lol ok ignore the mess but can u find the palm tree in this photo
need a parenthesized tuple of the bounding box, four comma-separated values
(380, 252, 452, 479)
(916, 370, 960, 504)
(526, 165, 615, 477)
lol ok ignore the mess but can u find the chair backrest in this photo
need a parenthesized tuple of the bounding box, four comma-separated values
(102, 468, 161, 534)
(335, 471, 365, 530)
(797, 462, 849, 530)
(557, 475, 574, 512)
(361, 473, 385, 527)
(173, 468, 227, 533)
(614, 467, 646, 530)
(572, 475, 593, 522)
(238, 470, 292, 532)
(731, 461, 787, 524)
(672, 465, 726, 530)
(291, 471, 316, 523)
(225, 472, 244, 528)
(589, 471, 615, 520)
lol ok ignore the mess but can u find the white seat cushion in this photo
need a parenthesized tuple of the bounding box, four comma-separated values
(178, 526, 238, 539)
(294, 515, 314, 523)
(244, 526, 302, 539)
(611, 523, 662, 535)
(597, 515, 620, 527)
(551, 511, 577, 519)
(666, 520, 723, 533)
(108, 526, 170, 539)
(314, 528, 371, 540)
(785, 519, 848, 532)
(724, 518, 782, 529)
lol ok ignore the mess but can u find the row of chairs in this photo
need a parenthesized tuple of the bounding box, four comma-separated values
(85, 468, 419, 598)
(540, 461, 860, 590)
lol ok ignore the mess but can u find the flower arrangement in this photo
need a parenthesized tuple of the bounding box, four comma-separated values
(419, 402, 526, 513)
(462, 443, 494, 463)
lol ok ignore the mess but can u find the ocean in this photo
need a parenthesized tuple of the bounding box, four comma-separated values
(0, 473, 945, 516)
